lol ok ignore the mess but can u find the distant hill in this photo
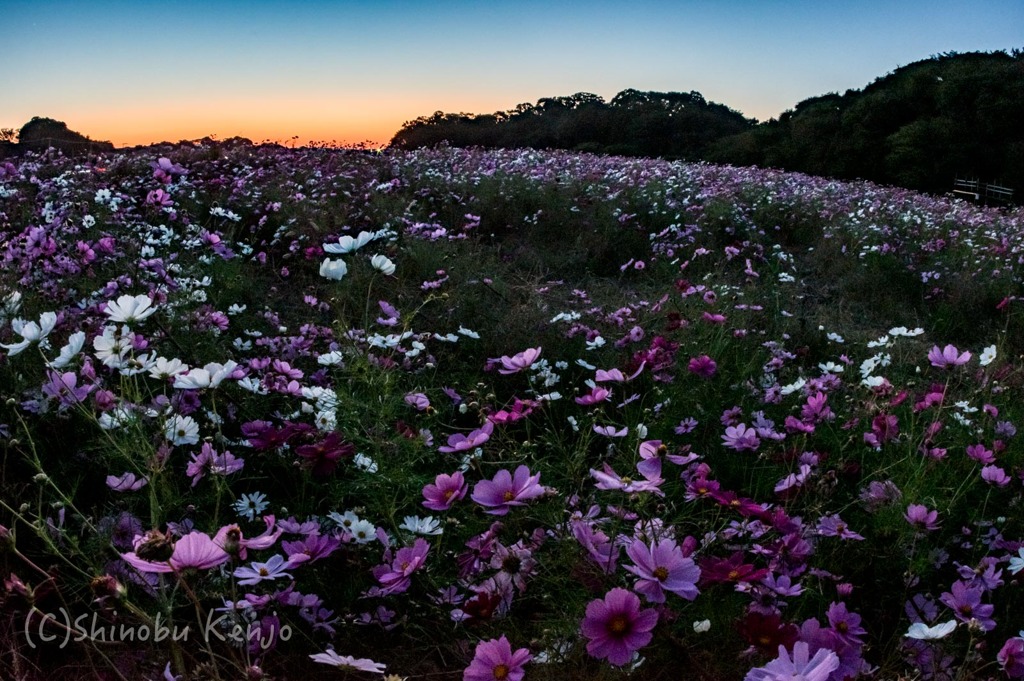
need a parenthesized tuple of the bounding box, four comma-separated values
(0, 117, 114, 158)
(390, 50, 1023, 200)
(390, 90, 755, 161)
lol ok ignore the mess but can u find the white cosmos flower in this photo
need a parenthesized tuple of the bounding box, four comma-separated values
(348, 519, 376, 544)
(906, 621, 957, 640)
(105, 294, 156, 324)
(353, 453, 378, 473)
(93, 325, 132, 367)
(173, 361, 238, 389)
(370, 254, 396, 275)
(318, 350, 345, 366)
(323, 230, 375, 254)
(399, 515, 442, 535)
(980, 345, 997, 367)
(2, 312, 58, 356)
(319, 258, 348, 281)
(165, 415, 200, 445)
(0, 291, 22, 325)
(149, 357, 189, 380)
(47, 331, 86, 368)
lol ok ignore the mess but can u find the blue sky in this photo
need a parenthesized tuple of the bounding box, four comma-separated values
(2, 0, 1021, 146)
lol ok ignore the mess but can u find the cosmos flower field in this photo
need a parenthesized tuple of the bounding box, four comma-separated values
(1, 142, 1024, 680)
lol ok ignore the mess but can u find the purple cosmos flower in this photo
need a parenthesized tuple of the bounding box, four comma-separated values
(722, 423, 761, 452)
(464, 635, 532, 681)
(590, 462, 664, 496)
(744, 642, 839, 681)
(233, 554, 292, 586)
(41, 370, 94, 407)
(581, 588, 658, 666)
(939, 580, 995, 631)
(471, 465, 544, 515)
(966, 443, 995, 464)
(422, 471, 469, 511)
(281, 534, 341, 568)
(106, 472, 148, 492)
(624, 538, 700, 603)
(497, 347, 542, 375)
(593, 424, 628, 437)
(186, 442, 244, 486)
(998, 637, 1024, 678)
(825, 601, 866, 645)
(981, 464, 1011, 487)
(371, 538, 430, 595)
(928, 344, 971, 368)
(816, 514, 864, 541)
(904, 504, 939, 531)
(439, 421, 493, 453)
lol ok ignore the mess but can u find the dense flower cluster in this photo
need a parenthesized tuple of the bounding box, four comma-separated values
(0, 143, 1022, 679)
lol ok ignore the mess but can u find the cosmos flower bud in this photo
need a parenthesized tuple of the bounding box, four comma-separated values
(0, 524, 13, 553)
(90, 574, 126, 601)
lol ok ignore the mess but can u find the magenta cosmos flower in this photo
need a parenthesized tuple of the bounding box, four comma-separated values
(624, 538, 700, 603)
(581, 588, 658, 666)
(471, 465, 544, 515)
(464, 635, 532, 681)
(422, 471, 469, 511)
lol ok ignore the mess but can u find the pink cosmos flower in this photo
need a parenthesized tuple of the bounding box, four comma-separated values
(581, 588, 658, 666)
(496, 347, 542, 375)
(212, 516, 283, 560)
(122, 531, 230, 574)
(966, 443, 995, 464)
(422, 471, 469, 511)
(928, 344, 971, 368)
(471, 466, 544, 515)
(464, 635, 532, 681)
(106, 472, 148, 492)
(624, 538, 700, 603)
(575, 386, 611, 405)
(744, 642, 839, 681)
(590, 462, 664, 496)
(722, 423, 761, 452)
(404, 392, 430, 411)
(904, 504, 939, 531)
(309, 649, 386, 674)
(595, 365, 644, 382)
(439, 421, 493, 453)
(593, 424, 628, 438)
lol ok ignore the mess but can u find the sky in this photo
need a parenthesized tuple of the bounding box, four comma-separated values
(2, 0, 1022, 148)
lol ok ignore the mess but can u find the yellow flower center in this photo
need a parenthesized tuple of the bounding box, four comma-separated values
(608, 616, 629, 634)
(653, 566, 669, 581)
(492, 664, 510, 680)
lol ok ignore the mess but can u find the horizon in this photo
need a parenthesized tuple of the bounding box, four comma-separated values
(3, 0, 1022, 148)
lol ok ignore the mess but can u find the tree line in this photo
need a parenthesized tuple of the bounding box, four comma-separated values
(390, 51, 1024, 199)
